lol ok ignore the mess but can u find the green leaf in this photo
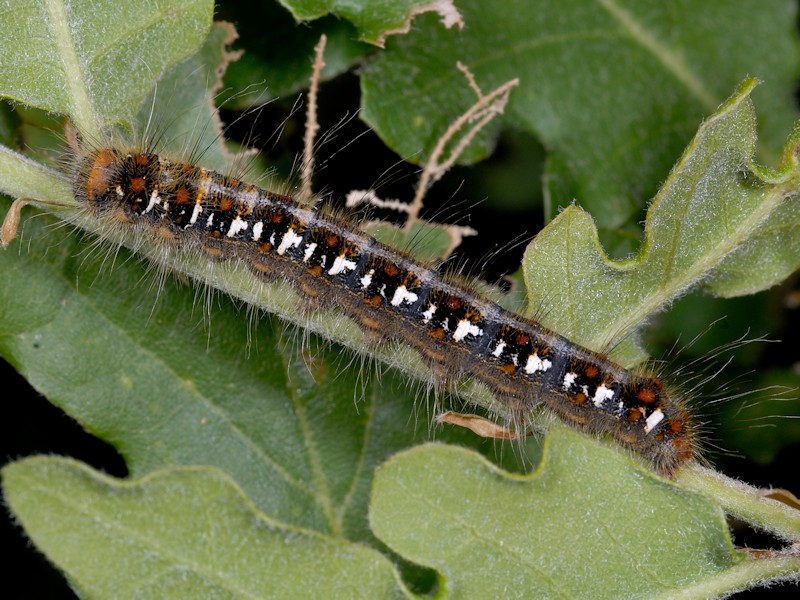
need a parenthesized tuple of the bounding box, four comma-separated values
(521, 80, 800, 363)
(2, 457, 409, 599)
(360, 0, 800, 250)
(371, 432, 731, 598)
(0, 0, 213, 139)
(279, 0, 464, 47)
(371, 434, 800, 599)
(364, 220, 461, 262)
(705, 175, 800, 297)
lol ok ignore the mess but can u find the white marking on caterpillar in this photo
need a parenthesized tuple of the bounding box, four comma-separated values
(329, 255, 357, 276)
(592, 384, 615, 407)
(563, 372, 577, 390)
(422, 304, 437, 323)
(144, 189, 160, 213)
(360, 269, 374, 288)
(189, 202, 203, 225)
(277, 228, 303, 255)
(524, 353, 552, 374)
(390, 285, 418, 307)
(303, 242, 318, 262)
(453, 319, 482, 342)
(227, 216, 248, 238)
(644, 409, 665, 434)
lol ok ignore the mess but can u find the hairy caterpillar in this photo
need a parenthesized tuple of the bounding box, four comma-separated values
(2, 84, 704, 484)
(65, 141, 694, 477)
(3, 4, 800, 598)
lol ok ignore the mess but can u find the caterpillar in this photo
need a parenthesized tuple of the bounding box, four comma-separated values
(68, 143, 695, 477)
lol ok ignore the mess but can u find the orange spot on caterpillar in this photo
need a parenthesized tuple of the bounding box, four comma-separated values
(364, 294, 383, 307)
(156, 226, 175, 241)
(465, 308, 482, 321)
(249, 260, 270, 274)
(204, 244, 223, 258)
(616, 430, 638, 444)
(671, 436, 695, 462)
(84, 149, 116, 202)
(570, 393, 587, 406)
(359, 315, 381, 331)
(428, 327, 447, 340)
(299, 282, 318, 298)
(627, 407, 645, 422)
(445, 296, 462, 311)
(495, 382, 521, 397)
(637, 387, 657, 404)
(498, 362, 517, 376)
(665, 417, 687, 435)
(129, 177, 146, 193)
(422, 347, 446, 364)
(565, 411, 587, 425)
(175, 187, 191, 204)
(218, 197, 234, 211)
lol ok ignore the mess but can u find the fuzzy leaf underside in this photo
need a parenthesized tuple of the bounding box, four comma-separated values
(2, 458, 409, 599)
(0, 0, 213, 140)
(371, 433, 740, 599)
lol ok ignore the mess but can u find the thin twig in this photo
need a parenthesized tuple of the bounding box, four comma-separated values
(301, 34, 327, 201)
(404, 63, 519, 229)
